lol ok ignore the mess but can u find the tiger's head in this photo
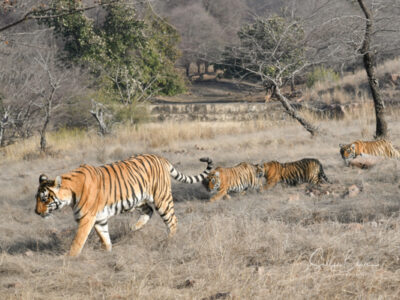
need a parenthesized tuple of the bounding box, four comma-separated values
(202, 170, 220, 192)
(35, 174, 73, 218)
(339, 143, 356, 166)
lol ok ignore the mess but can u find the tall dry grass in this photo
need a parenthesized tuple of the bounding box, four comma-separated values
(1, 112, 400, 299)
(0, 119, 284, 164)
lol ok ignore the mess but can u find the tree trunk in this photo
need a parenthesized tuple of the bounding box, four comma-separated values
(40, 111, 50, 152)
(274, 85, 319, 136)
(290, 75, 295, 92)
(196, 61, 201, 74)
(0, 109, 9, 147)
(204, 61, 209, 74)
(357, 0, 388, 139)
(185, 63, 190, 78)
(0, 124, 5, 147)
(90, 99, 109, 136)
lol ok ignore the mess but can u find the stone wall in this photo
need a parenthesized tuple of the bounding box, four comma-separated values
(148, 102, 371, 122)
(149, 102, 286, 122)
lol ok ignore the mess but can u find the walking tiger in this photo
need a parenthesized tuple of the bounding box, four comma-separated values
(35, 154, 213, 256)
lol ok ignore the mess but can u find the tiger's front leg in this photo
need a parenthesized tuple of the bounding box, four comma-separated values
(69, 216, 96, 256)
(95, 223, 112, 252)
(210, 190, 227, 202)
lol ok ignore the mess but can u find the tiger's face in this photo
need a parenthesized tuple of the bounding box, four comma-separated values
(339, 143, 356, 166)
(35, 174, 72, 218)
(203, 171, 220, 192)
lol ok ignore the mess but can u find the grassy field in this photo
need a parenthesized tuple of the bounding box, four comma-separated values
(1, 112, 400, 299)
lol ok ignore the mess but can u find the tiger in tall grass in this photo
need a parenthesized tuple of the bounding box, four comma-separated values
(255, 158, 329, 190)
(35, 154, 213, 256)
(339, 139, 400, 166)
(203, 162, 261, 202)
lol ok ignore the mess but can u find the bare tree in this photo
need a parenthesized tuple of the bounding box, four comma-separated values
(90, 99, 110, 136)
(102, 64, 159, 105)
(167, 3, 224, 78)
(33, 52, 63, 152)
(0, 24, 84, 149)
(0, 27, 48, 145)
(220, 15, 324, 136)
(356, 0, 387, 139)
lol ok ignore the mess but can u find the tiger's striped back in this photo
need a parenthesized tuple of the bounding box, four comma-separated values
(203, 162, 260, 202)
(35, 154, 213, 256)
(256, 158, 329, 190)
(339, 139, 400, 166)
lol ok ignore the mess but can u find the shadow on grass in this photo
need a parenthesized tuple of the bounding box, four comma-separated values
(172, 183, 210, 202)
(1, 233, 64, 255)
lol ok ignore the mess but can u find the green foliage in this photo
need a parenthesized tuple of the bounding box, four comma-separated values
(38, 1, 185, 104)
(220, 16, 306, 84)
(306, 67, 340, 88)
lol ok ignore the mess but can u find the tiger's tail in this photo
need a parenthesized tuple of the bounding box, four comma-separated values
(318, 164, 330, 184)
(169, 157, 213, 184)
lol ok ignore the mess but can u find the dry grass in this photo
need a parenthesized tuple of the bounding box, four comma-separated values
(303, 57, 400, 105)
(1, 113, 400, 299)
(0, 120, 283, 163)
(311, 57, 400, 94)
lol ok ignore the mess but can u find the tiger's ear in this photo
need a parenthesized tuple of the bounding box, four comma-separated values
(215, 171, 220, 177)
(351, 144, 356, 150)
(339, 144, 345, 148)
(39, 174, 48, 184)
(55, 176, 62, 188)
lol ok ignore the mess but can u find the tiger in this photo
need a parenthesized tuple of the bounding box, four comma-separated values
(255, 158, 330, 190)
(202, 162, 261, 202)
(35, 154, 213, 256)
(339, 139, 400, 166)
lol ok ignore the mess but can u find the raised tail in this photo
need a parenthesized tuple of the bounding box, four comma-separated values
(169, 157, 213, 184)
(318, 164, 331, 184)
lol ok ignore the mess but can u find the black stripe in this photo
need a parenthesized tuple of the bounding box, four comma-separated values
(102, 166, 113, 201)
(115, 163, 130, 201)
(95, 220, 108, 226)
(121, 161, 137, 200)
(130, 160, 145, 198)
(110, 164, 123, 202)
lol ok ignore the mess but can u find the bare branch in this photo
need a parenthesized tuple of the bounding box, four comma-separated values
(0, 0, 123, 33)
(90, 99, 109, 136)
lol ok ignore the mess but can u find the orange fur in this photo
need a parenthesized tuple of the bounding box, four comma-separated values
(35, 154, 213, 256)
(203, 162, 260, 202)
(339, 139, 400, 166)
(255, 158, 329, 190)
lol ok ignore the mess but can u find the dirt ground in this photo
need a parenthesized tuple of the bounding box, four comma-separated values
(1, 115, 400, 299)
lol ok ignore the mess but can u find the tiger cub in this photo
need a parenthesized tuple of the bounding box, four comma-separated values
(339, 139, 400, 166)
(203, 162, 260, 202)
(255, 158, 329, 190)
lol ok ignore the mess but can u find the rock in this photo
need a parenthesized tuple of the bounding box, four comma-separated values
(347, 184, 360, 197)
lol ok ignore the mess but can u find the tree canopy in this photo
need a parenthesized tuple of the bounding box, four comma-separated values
(39, 0, 185, 104)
